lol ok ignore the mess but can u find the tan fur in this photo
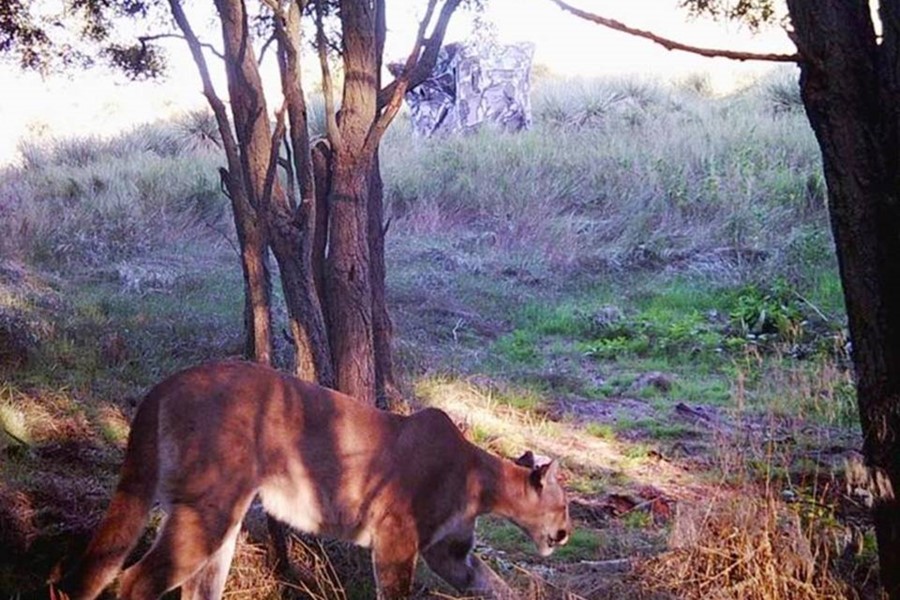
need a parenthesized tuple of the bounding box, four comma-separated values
(54, 360, 570, 600)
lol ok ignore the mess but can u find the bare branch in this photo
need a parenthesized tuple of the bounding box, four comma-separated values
(377, 0, 462, 108)
(262, 104, 288, 214)
(168, 0, 252, 216)
(548, 0, 800, 63)
(258, 33, 277, 66)
(365, 0, 461, 158)
(316, 0, 341, 153)
(274, 0, 316, 217)
(138, 32, 224, 61)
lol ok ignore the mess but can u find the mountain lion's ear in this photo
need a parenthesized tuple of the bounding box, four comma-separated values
(529, 460, 559, 491)
(515, 451, 536, 469)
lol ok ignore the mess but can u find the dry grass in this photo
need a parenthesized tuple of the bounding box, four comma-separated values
(638, 492, 851, 600)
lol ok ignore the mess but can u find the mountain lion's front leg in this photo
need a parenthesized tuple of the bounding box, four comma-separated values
(372, 528, 419, 600)
(422, 531, 516, 599)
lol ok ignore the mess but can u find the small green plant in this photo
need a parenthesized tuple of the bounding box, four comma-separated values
(621, 510, 653, 529)
(492, 386, 543, 412)
(568, 473, 606, 495)
(634, 419, 694, 440)
(494, 329, 542, 366)
(623, 443, 653, 462)
(585, 422, 615, 440)
(730, 282, 805, 342)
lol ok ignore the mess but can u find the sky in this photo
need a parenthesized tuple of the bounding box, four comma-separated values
(0, 0, 796, 167)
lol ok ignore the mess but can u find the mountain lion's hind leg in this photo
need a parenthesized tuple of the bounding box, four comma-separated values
(180, 522, 241, 600)
(118, 502, 241, 599)
(422, 532, 515, 600)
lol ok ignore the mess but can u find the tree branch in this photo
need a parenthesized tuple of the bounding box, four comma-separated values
(262, 103, 288, 215)
(548, 0, 800, 63)
(138, 32, 224, 61)
(315, 0, 341, 153)
(168, 0, 253, 217)
(376, 0, 462, 108)
(258, 32, 277, 66)
(365, 0, 461, 158)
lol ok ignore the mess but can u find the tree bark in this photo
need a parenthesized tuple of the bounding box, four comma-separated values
(326, 153, 376, 403)
(272, 0, 334, 386)
(324, 0, 379, 404)
(369, 0, 397, 408)
(788, 2, 900, 596)
(368, 154, 396, 408)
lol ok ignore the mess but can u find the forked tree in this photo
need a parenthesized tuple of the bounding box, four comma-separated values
(1, 0, 464, 406)
(169, 0, 464, 406)
(550, 0, 900, 596)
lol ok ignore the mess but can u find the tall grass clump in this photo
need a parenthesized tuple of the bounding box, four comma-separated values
(381, 73, 824, 278)
(639, 493, 850, 600)
(2, 110, 229, 269)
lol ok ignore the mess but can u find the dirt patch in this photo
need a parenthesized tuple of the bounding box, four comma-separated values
(558, 395, 658, 424)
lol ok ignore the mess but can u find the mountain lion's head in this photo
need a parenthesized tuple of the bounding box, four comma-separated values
(513, 451, 571, 557)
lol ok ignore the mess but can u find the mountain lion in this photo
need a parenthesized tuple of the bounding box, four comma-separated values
(54, 360, 570, 599)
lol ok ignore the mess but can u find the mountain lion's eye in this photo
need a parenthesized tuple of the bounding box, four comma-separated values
(554, 529, 568, 544)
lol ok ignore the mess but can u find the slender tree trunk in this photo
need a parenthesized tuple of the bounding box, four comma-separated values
(312, 138, 331, 311)
(788, 2, 900, 596)
(169, 0, 273, 366)
(273, 0, 334, 386)
(368, 153, 396, 408)
(369, 0, 397, 408)
(226, 173, 273, 365)
(213, 0, 281, 370)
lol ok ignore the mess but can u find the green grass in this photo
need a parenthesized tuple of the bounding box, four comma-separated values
(551, 528, 603, 560)
(627, 419, 695, 439)
(477, 517, 603, 562)
(586, 421, 616, 440)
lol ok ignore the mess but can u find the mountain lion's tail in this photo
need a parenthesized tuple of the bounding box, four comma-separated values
(54, 392, 161, 600)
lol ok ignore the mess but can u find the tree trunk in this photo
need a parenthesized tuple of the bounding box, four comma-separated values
(324, 0, 380, 404)
(369, 0, 397, 408)
(225, 170, 273, 365)
(312, 138, 331, 311)
(788, 2, 900, 596)
(368, 153, 396, 409)
(326, 154, 376, 403)
(169, 0, 273, 366)
(273, 0, 334, 386)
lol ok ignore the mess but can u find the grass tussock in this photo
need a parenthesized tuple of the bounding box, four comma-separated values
(639, 493, 850, 600)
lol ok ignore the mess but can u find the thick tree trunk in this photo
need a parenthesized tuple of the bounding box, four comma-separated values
(788, 2, 900, 596)
(324, 0, 380, 404)
(326, 154, 376, 403)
